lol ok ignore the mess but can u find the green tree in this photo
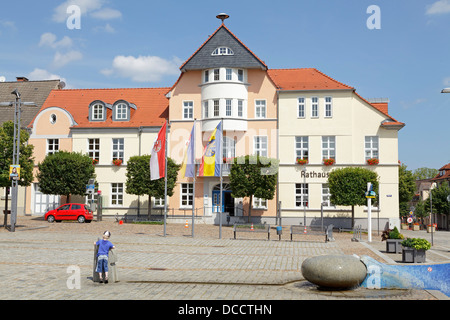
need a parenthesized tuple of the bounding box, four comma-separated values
(0, 121, 35, 226)
(413, 167, 438, 181)
(425, 183, 450, 216)
(414, 200, 428, 223)
(229, 155, 279, 221)
(36, 151, 95, 203)
(125, 155, 179, 215)
(399, 164, 416, 203)
(328, 167, 379, 228)
(398, 164, 416, 219)
(0, 121, 34, 187)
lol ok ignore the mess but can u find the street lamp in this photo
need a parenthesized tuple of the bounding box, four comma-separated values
(10, 89, 22, 232)
(447, 195, 450, 230)
(0, 89, 33, 232)
(429, 182, 436, 246)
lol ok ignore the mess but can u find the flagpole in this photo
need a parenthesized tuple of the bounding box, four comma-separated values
(192, 119, 196, 238)
(219, 119, 223, 239)
(163, 120, 169, 237)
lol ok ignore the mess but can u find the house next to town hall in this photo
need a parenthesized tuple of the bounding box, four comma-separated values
(27, 88, 168, 216)
(0, 77, 62, 216)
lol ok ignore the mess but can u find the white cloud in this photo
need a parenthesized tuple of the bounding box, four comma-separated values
(53, 0, 105, 23)
(38, 33, 80, 69)
(39, 32, 73, 49)
(28, 68, 62, 81)
(426, 0, 450, 15)
(27, 68, 73, 88)
(101, 55, 182, 83)
(0, 20, 16, 30)
(52, 0, 122, 24)
(53, 51, 83, 68)
(93, 23, 115, 33)
(91, 8, 122, 20)
(400, 98, 427, 110)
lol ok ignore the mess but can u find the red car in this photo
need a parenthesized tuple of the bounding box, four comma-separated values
(45, 203, 94, 223)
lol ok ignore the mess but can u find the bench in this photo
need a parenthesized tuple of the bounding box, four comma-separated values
(233, 223, 271, 240)
(290, 224, 334, 242)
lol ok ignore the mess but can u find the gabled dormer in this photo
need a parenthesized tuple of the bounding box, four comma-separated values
(89, 100, 111, 122)
(112, 100, 137, 122)
(180, 24, 267, 72)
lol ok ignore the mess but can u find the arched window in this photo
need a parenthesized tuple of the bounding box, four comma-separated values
(115, 103, 128, 120)
(212, 47, 234, 56)
(91, 102, 105, 121)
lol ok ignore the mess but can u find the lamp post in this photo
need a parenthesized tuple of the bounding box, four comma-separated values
(0, 90, 33, 232)
(429, 182, 436, 246)
(10, 89, 21, 232)
(447, 195, 450, 230)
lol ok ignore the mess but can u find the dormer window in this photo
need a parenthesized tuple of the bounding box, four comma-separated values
(90, 102, 106, 121)
(212, 47, 234, 56)
(112, 100, 136, 122)
(115, 103, 128, 120)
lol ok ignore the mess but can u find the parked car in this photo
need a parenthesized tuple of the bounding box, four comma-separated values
(45, 203, 94, 223)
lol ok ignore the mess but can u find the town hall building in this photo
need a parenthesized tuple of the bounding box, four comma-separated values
(23, 15, 404, 229)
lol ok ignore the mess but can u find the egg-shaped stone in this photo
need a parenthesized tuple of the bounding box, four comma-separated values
(301, 255, 367, 289)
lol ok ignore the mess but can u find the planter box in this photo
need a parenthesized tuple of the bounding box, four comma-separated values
(427, 226, 435, 233)
(401, 224, 409, 230)
(413, 225, 420, 231)
(386, 239, 403, 254)
(402, 247, 426, 263)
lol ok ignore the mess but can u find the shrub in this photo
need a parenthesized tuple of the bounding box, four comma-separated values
(401, 238, 431, 251)
(381, 226, 404, 241)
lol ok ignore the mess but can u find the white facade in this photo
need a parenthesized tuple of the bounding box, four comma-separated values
(278, 90, 401, 229)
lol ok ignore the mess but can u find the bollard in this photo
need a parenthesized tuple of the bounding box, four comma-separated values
(93, 240, 101, 283)
(108, 249, 119, 283)
(276, 226, 282, 241)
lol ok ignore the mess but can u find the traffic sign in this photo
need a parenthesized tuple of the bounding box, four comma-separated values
(365, 190, 376, 199)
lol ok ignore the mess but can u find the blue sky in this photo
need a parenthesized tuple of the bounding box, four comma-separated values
(0, 0, 449, 172)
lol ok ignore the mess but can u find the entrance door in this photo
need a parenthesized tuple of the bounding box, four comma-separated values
(224, 192, 235, 216)
(212, 184, 235, 216)
(34, 184, 60, 215)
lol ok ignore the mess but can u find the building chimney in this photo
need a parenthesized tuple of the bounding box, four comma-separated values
(16, 77, 29, 82)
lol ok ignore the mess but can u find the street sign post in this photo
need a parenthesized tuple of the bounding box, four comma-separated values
(365, 182, 376, 242)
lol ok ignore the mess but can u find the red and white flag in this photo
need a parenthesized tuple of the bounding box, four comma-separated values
(150, 121, 167, 180)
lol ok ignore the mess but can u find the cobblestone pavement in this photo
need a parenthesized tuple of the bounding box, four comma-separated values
(0, 217, 447, 302)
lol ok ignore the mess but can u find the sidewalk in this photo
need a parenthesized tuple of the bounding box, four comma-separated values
(0, 217, 447, 301)
(361, 228, 450, 264)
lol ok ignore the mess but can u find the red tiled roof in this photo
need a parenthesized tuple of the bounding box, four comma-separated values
(371, 102, 388, 115)
(432, 163, 450, 182)
(267, 68, 354, 91)
(268, 68, 404, 128)
(30, 88, 169, 129)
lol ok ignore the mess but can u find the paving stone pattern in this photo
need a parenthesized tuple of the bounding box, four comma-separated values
(0, 217, 445, 300)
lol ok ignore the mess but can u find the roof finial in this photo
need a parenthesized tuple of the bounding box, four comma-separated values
(216, 13, 230, 24)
